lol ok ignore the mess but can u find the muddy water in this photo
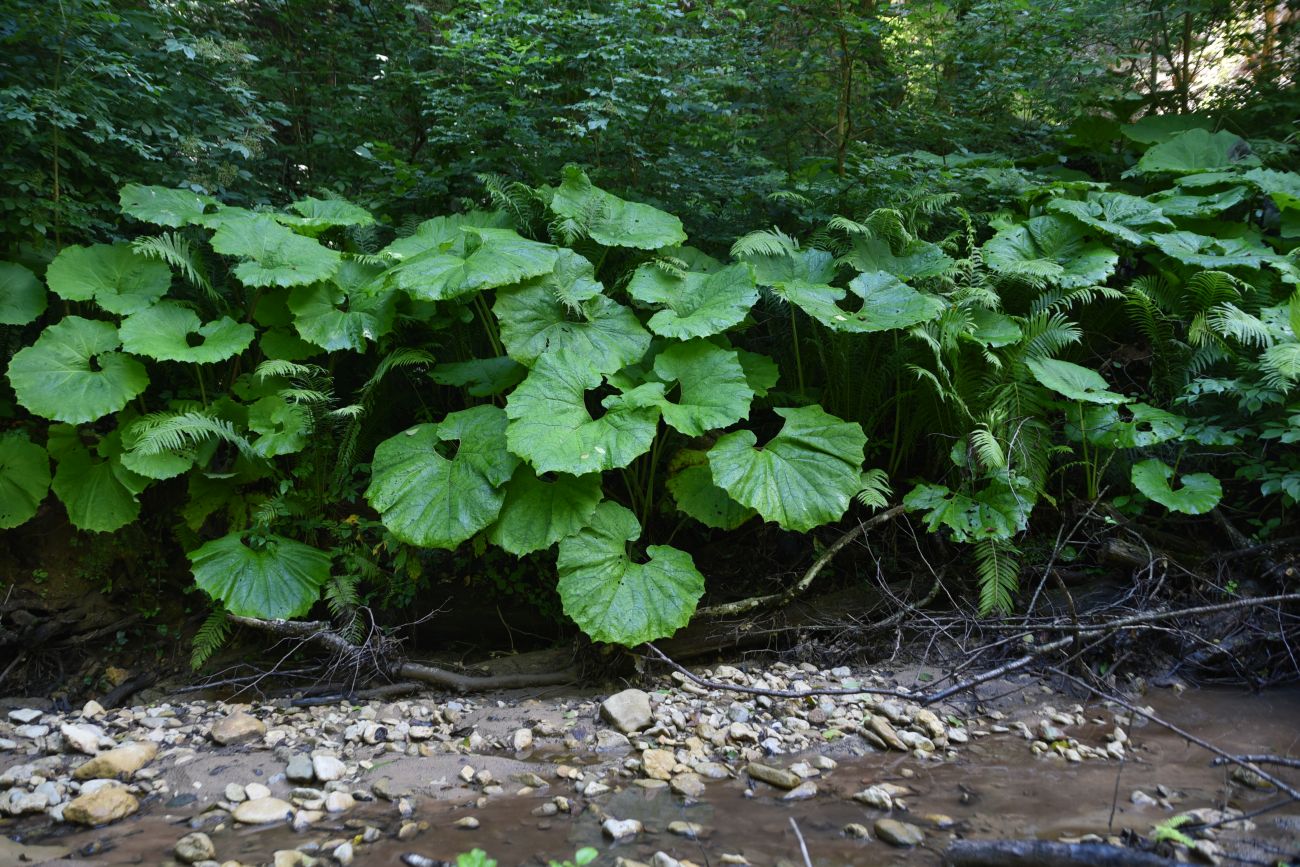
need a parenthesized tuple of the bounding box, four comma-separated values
(17, 688, 1300, 866)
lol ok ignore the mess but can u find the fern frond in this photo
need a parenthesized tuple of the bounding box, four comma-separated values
(970, 425, 1007, 471)
(974, 538, 1020, 616)
(255, 359, 316, 381)
(827, 215, 873, 236)
(767, 189, 814, 207)
(730, 227, 799, 259)
(190, 605, 230, 670)
(132, 233, 216, 300)
(1018, 312, 1083, 360)
(853, 468, 893, 509)
(1261, 343, 1300, 390)
(1206, 303, 1272, 349)
(126, 411, 257, 459)
(333, 348, 435, 485)
(1186, 270, 1242, 312)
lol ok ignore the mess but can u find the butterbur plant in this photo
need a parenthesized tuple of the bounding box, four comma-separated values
(0, 168, 871, 649)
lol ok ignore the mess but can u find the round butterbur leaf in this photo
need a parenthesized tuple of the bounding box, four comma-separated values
(556, 502, 704, 646)
(366, 405, 519, 549)
(551, 166, 686, 250)
(189, 531, 332, 619)
(0, 262, 47, 325)
(50, 432, 146, 533)
(119, 301, 254, 363)
(707, 405, 866, 533)
(0, 434, 51, 529)
(505, 350, 660, 475)
(248, 395, 310, 458)
(665, 449, 755, 530)
(1026, 358, 1126, 405)
(7, 317, 149, 424)
(486, 466, 603, 555)
(45, 244, 170, 314)
(288, 261, 396, 352)
(210, 212, 341, 288)
(388, 227, 558, 302)
(984, 216, 1118, 289)
(119, 184, 217, 227)
(650, 340, 754, 437)
(1131, 459, 1222, 515)
(627, 261, 758, 339)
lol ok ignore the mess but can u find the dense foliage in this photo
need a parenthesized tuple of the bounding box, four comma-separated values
(1, 0, 1296, 661)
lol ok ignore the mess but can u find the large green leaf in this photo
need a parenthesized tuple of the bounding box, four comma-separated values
(381, 211, 512, 261)
(843, 237, 954, 280)
(431, 357, 527, 397)
(665, 448, 755, 530)
(387, 226, 558, 302)
(49, 427, 146, 533)
(1046, 193, 1173, 246)
(0, 262, 46, 325)
(1135, 129, 1258, 174)
(277, 197, 376, 233)
(189, 531, 332, 619)
(1130, 458, 1222, 514)
(626, 262, 757, 338)
(494, 252, 650, 373)
(288, 261, 397, 352)
(7, 317, 149, 424)
(747, 248, 837, 291)
(737, 349, 780, 397)
(0, 434, 50, 529)
(1149, 231, 1271, 270)
(486, 465, 603, 555)
(556, 502, 704, 646)
(776, 270, 944, 334)
(984, 216, 1118, 288)
(1148, 187, 1249, 219)
(707, 405, 866, 532)
(248, 395, 310, 458)
(119, 301, 254, 363)
(45, 244, 171, 314)
(550, 166, 686, 250)
(119, 184, 216, 227)
(1076, 403, 1186, 448)
(648, 340, 753, 436)
(209, 212, 342, 288)
(1026, 358, 1126, 404)
(366, 405, 519, 549)
(505, 350, 660, 475)
(903, 477, 1032, 542)
(1120, 114, 1213, 145)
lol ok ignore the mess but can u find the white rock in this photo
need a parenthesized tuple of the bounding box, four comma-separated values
(312, 755, 346, 782)
(60, 723, 107, 755)
(602, 817, 643, 841)
(245, 782, 271, 801)
(600, 689, 653, 733)
(511, 728, 533, 752)
(7, 708, 43, 725)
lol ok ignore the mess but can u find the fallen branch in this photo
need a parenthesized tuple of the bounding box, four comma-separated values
(229, 615, 577, 694)
(694, 506, 903, 619)
(1210, 754, 1300, 770)
(100, 672, 157, 708)
(944, 840, 1173, 867)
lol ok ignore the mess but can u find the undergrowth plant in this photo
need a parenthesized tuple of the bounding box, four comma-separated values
(1, 122, 1297, 645)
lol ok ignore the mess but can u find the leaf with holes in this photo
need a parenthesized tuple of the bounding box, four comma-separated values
(627, 262, 758, 338)
(985, 216, 1118, 288)
(505, 350, 661, 475)
(494, 250, 649, 372)
(707, 405, 865, 532)
(277, 197, 376, 233)
(1077, 403, 1186, 448)
(556, 502, 704, 646)
(119, 184, 217, 227)
(45, 244, 171, 314)
(0, 434, 50, 529)
(119, 301, 254, 363)
(666, 448, 755, 530)
(1026, 358, 1126, 404)
(210, 212, 342, 288)
(647, 340, 753, 436)
(1131, 459, 1222, 514)
(7, 317, 149, 424)
(486, 466, 603, 555)
(431, 357, 527, 397)
(550, 166, 686, 250)
(0, 262, 46, 325)
(366, 405, 519, 549)
(248, 395, 311, 458)
(904, 477, 1032, 542)
(190, 531, 333, 619)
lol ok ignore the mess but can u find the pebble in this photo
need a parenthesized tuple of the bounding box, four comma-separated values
(670, 773, 706, 799)
(874, 818, 925, 847)
(244, 782, 271, 801)
(668, 820, 709, 839)
(210, 711, 266, 745)
(511, 728, 534, 752)
(783, 781, 818, 800)
(325, 791, 355, 813)
(600, 689, 652, 733)
(174, 832, 216, 864)
(602, 817, 643, 841)
(454, 816, 480, 829)
(844, 823, 871, 839)
(8, 708, 44, 724)
(745, 762, 801, 790)
(72, 741, 158, 780)
(312, 755, 346, 782)
(285, 754, 314, 782)
(642, 749, 676, 781)
(63, 786, 139, 825)
(232, 797, 294, 824)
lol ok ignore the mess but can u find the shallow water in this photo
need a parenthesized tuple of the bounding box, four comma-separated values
(10, 687, 1300, 866)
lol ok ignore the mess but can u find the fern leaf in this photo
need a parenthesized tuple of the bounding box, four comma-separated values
(126, 411, 258, 459)
(190, 605, 230, 670)
(730, 227, 799, 259)
(974, 538, 1020, 616)
(132, 232, 216, 299)
(853, 468, 893, 509)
